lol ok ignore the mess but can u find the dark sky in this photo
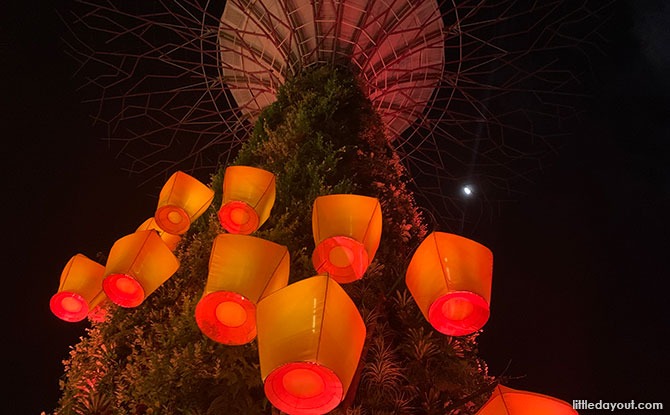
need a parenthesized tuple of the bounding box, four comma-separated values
(3, 1, 669, 414)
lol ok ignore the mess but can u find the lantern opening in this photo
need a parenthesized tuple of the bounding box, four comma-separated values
(428, 291, 489, 336)
(312, 236, 368, 283)
(103, 273, 145, 308)
(155, 205, 190, 235)
(283, 368, 325, 398)
(195, 291, 257, 345)
(50, 292, 88, 322)
(218, 200, 260, 234)
(328, 246, 354, 268)
(264, 362, 343, 415)
(215, 301, 247, 327)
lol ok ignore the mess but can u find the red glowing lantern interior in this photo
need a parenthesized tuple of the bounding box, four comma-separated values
(218, 201, 260, 235)
(428, 291, 490, 336)
(50, 292, 89, 322)
(264, 362, 343, 415)
(155, 205, 190, 235)
(195, 291, 257, 345)
(103, 273, 145, 308)
(312, 236, 368, 283)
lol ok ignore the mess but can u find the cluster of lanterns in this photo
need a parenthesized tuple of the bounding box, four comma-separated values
(49, 171, 213, 321)
(50, 166, 574, 414)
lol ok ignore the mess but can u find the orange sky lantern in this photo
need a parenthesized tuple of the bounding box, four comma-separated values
(257, 275, 365, 415)
(102, 230, 180, 308)
(475, 385, 577, 415)
(195, 234, 289, 345)
(50, 254, 107, 322)
(311, 194, 382, 283)
(406, 232, 493, 336)
(137, 217, 182, 251)
(218, 166, 276, 234)
(155, 171, 214, 235)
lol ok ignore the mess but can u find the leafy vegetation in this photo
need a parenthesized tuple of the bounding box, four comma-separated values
(54, 66, 494, 415)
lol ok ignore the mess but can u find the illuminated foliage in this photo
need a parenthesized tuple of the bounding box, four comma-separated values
(54, 66, 494, 415)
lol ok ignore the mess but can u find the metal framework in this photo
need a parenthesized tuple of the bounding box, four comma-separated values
(62, 0, 611, 229)
(218, 0, 444, 140)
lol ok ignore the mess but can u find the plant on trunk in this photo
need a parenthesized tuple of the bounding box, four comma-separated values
(54, 65, 493, 415)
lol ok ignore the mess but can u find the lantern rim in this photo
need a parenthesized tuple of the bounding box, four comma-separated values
(264, 361, 343, 415)
(428, 291, 490, 336)
(50, 292, 89, 322)
(155, 205, 191, 235)
(312, 236, 368, 283)
(218, 200, 260, 234)
(103, 273, 145, 308)
(195, 290, 257, 345)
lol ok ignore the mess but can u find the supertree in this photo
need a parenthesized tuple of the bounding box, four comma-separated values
(50, 1, 611, 414)
(62, 0, 610, 230)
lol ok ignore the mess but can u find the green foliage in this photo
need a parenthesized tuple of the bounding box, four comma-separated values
(54, 65, 493, 415)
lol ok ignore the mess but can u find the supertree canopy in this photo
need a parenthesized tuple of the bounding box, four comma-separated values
(63, 0, 610, 229)
(217, 0, 445, 139)
(50, 1, 611, 414)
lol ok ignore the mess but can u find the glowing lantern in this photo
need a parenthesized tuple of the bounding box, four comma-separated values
(257, 275, 365, 415)
(405, 232, 493, 336)
(218, 165, 276, 234)
(195, 234, 289, 345)
(475, 385, 577, 415)
(155, 171, 214, 235)
(102, 230, 180, 307)
(137, 217, 182, 251)
(311, 194, 382, 283)
(50, 254, 106, 322)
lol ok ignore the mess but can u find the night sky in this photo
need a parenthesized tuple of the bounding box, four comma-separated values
(3, 1, 668, 414)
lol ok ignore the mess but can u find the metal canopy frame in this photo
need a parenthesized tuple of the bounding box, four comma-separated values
(63, 0, 611, 229)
